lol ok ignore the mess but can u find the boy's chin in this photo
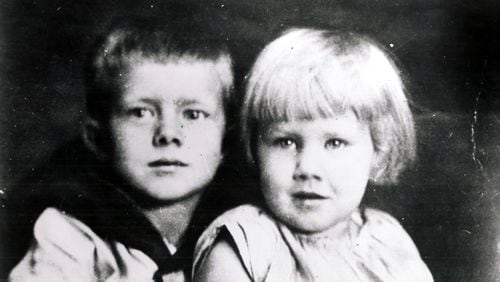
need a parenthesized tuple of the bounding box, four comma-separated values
(125, 184, 206, 208)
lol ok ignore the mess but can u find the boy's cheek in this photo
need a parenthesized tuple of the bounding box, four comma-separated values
(110, 129, 151, 153)
(111, 120, 151, 137)
(186, 122, 225, 142)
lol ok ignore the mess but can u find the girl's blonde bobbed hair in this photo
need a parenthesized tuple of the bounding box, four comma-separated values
(241, 28, 416, 185)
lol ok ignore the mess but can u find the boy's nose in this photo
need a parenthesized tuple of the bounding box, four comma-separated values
(292, 147, 322, 182)
(152, 115, 182, 147)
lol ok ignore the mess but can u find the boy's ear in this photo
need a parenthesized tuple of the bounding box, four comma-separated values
(81, 117, 108, 160)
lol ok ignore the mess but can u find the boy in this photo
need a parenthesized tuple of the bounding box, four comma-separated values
(4, 13, 237, 281)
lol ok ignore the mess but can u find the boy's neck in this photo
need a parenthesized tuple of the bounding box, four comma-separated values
(143, 192, 202, 249)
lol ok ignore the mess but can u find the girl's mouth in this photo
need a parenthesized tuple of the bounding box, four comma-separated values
(292, 191, 328, 200)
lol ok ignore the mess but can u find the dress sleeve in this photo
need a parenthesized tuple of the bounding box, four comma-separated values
(355, 208, 434, 282)
(193, 205, 280, 281)
(8, 207, 158, 282)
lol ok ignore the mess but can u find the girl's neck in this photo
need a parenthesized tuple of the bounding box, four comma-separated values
(143, 192, 202, 249)
(293, 209, 361, 246)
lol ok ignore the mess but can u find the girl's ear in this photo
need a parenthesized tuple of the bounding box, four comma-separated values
(81, 117, 108, 160)
(369, 149, 385, 184)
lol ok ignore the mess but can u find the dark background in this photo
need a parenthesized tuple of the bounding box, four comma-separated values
(1, 0, 499, 281)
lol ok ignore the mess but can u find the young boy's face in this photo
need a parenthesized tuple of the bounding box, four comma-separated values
(107, 60, 226, 201)
(256, 112, 375, 234)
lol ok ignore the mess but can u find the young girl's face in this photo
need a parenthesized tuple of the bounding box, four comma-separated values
(257, 112, 376, 234)
(107, 60, 226, 201)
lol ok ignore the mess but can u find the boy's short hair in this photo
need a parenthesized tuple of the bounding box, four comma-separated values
(241, 28, 416, 185)
(85, 14, 233, 121)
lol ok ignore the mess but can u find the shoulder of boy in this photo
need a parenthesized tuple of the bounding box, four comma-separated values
(9, 207, 158, 282)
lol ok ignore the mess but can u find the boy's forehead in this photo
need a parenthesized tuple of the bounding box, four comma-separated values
(119, 60, 226, 104)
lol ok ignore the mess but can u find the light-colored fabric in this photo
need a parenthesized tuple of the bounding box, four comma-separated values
(193, 204, 433, 282)
(8, 207, 170, 282)
(163, 238, 178, 255)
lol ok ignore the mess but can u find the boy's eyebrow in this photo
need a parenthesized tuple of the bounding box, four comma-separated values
(124, 98, 203, 106)
(175, 98, 200, 106)
(120, 98, 158, 107)
(175, 98, 217, 107)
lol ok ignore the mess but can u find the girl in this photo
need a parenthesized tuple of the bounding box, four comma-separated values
(193, 28, 433, 281)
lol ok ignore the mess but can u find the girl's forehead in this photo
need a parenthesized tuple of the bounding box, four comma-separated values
(259, 111, 366, 132)
(251, 65, 377, 123)
(255, 96, 354, 124)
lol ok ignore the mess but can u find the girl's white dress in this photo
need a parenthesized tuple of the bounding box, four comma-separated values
(193, 204, 433, 282)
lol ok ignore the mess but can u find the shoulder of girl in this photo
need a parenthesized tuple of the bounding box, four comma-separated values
(198, 204, 280, 246)
(206, 204, 278, 234)
(360, 208, 420, 257)
(194, 204, 281, 278)
(358, 208, 434, 281)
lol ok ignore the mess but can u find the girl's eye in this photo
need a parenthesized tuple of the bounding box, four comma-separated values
(184, 109, 209, 120)
(325, 139, 346, 149)
(273, 138, 296, 149)
(128, 108, 155, 119)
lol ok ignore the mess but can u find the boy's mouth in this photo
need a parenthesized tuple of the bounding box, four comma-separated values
(148, 159, 188, 167)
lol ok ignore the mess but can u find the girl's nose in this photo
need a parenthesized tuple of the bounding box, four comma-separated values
(292, 146, 322, 182)
(152, 114, 183, 147)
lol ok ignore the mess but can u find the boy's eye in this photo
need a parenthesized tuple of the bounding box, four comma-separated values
(127, 108, 155, 119)
(273, 138, 296, 149)
(183, 109, 209, 120)
(325, 139, 346, 149)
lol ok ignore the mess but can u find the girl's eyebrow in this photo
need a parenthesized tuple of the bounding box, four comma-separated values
(264, 126, 300, 137)
(261, 129, 299, 142)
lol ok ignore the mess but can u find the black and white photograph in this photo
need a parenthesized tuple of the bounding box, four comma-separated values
(1, 0, 499, 281)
